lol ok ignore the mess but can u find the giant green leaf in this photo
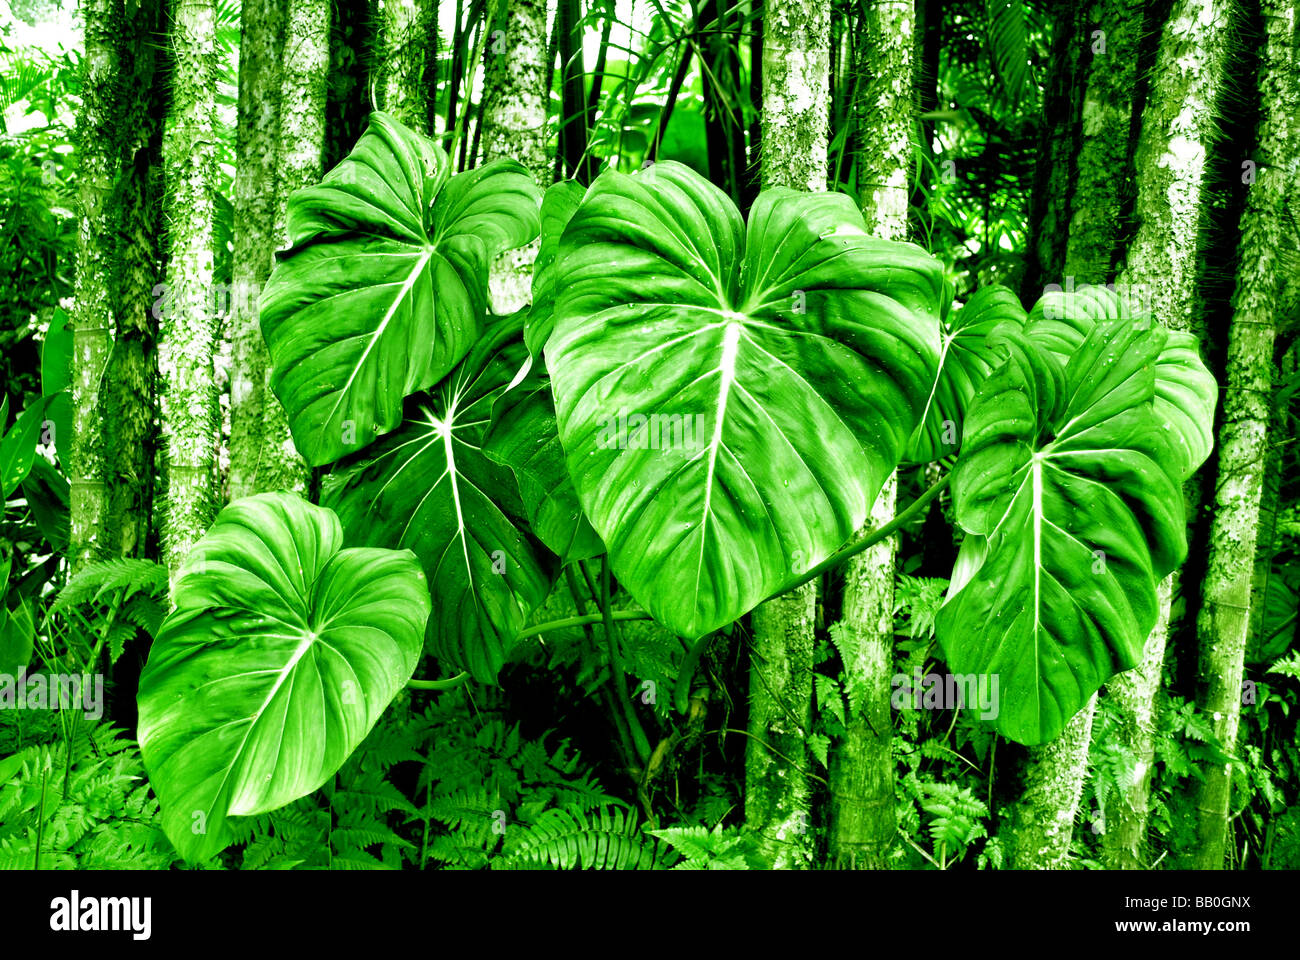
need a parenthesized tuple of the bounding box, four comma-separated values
(136, 493, 430, 861)
(545, 161, 942, 638)
(905, 283, 1027, 463)
(1026, 283, 1217, 481)
(260, 111, 543, 466)
(526, 179, 586, 356)
(482, 360, 603, 566)
(936, 317, 1214, 744)
(323, 318, 554, 683)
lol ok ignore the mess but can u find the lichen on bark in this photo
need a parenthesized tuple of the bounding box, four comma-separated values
(744, 0, 830, 868)
(157, 0, 222, 574)
(1102, 0, 1228, 870)
(480, 0, 550, 314)
(1191, 0, 1300, 870)
(69, 0, 123, 572)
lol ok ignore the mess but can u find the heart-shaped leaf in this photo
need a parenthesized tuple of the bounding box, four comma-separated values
(260, 111, 543, 466)
(545, 161, 942, 638)
(905, 284, 1026, 463)
(323, 317, 554, 683)
(136, 493, 430, 861)
(936, 316, 1214, 744)
(1026, 283, 1217, 481)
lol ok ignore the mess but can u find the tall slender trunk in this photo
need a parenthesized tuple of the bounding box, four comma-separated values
(325, 0, 375, 170)
(744, 0, 829, 870)
(228, 0, 287, 502)
(1007, 0, 1147, 870)
(103, 0, 164, 561)
(1191, 0, 1300, 869)
(480, 0, 550, 313)
(257, 0, 328, 495)
(69, 0, 123, 573)
(381, 0, 433, 132)
(826, 0, 912, 870)
(157, 0, 221, 575)
(556, 0, 588, 181)
(1101, 0, 1228, 870)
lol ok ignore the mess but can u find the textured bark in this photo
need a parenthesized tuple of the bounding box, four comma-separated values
(260, 0, 328, 495)
(830, 474, 898, 868)
(157, 0, 221, 574)
(1007, 0, 1148, 868)
(1191, 0, 1300, 869)
(228, 0, 286, 502)
(1062, 0, 1145, 283)
(103, 0, 164, 560)
(480, 0, 550, 314)
(381, 0, 433, 133)
(746, 587, 816, 868)
(1021, 0, 1144, 297)
(69, 0, 123, 572)
(852, 0, 911, 240)
(1009, 693, 1099, 869)
(744, 0, 829, 868)
(1248, 343, 1296, 652)
(1102, 0, 1227, 870)
(757, 0, 830, 191)
(826, 0, 912, 869)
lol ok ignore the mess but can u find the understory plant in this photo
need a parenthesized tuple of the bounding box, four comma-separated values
(132, 112, 1218, 864)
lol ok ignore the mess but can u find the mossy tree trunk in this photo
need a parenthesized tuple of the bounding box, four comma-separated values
(826, 0, 912, 870)
(228, 0, 287, 502)
(744, 0, 829, 870)
(480, 0, 550, 314)
(1191, 0, 1300, 869)
(157, 0, 221, 575)
(102, 0, 164, 561)
(1101, 0, 1228, 870)
(264, 0, 328, 493)
(380, 0, 433, 133)
(69, 0, 123, 573)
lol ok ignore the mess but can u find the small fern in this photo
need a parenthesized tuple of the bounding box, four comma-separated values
(649, 823, 768, 870)
(494, 804, 668, 870)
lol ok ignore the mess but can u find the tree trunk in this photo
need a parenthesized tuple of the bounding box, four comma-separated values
(1101, 0, 1227, 870)
(228, 0, 286, 502)
(480, 0, 550, 314)
(1060, 0, 1146, 283)
(381, 0, 433, 133)
(1191, 0, 1300, 869)
(325, 0, 375, 171)
(1007, 0, 1147, 869)
(102, 0, 164, 561)
(1008, 693, 1099, 869)
(260, 0, 328, 495)
(69, 0, 123, 573)
(744, 0, 829, 870)
(157, 0, 221, 574)
(827, 0, 912, 870)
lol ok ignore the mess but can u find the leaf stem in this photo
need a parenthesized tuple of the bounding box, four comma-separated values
(515, 609, 653, 640)
(674, 633, 713, 714)
(602, 558, 652, 763)
(794, 472, 951, 588)
(407, 672, 470, 691)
